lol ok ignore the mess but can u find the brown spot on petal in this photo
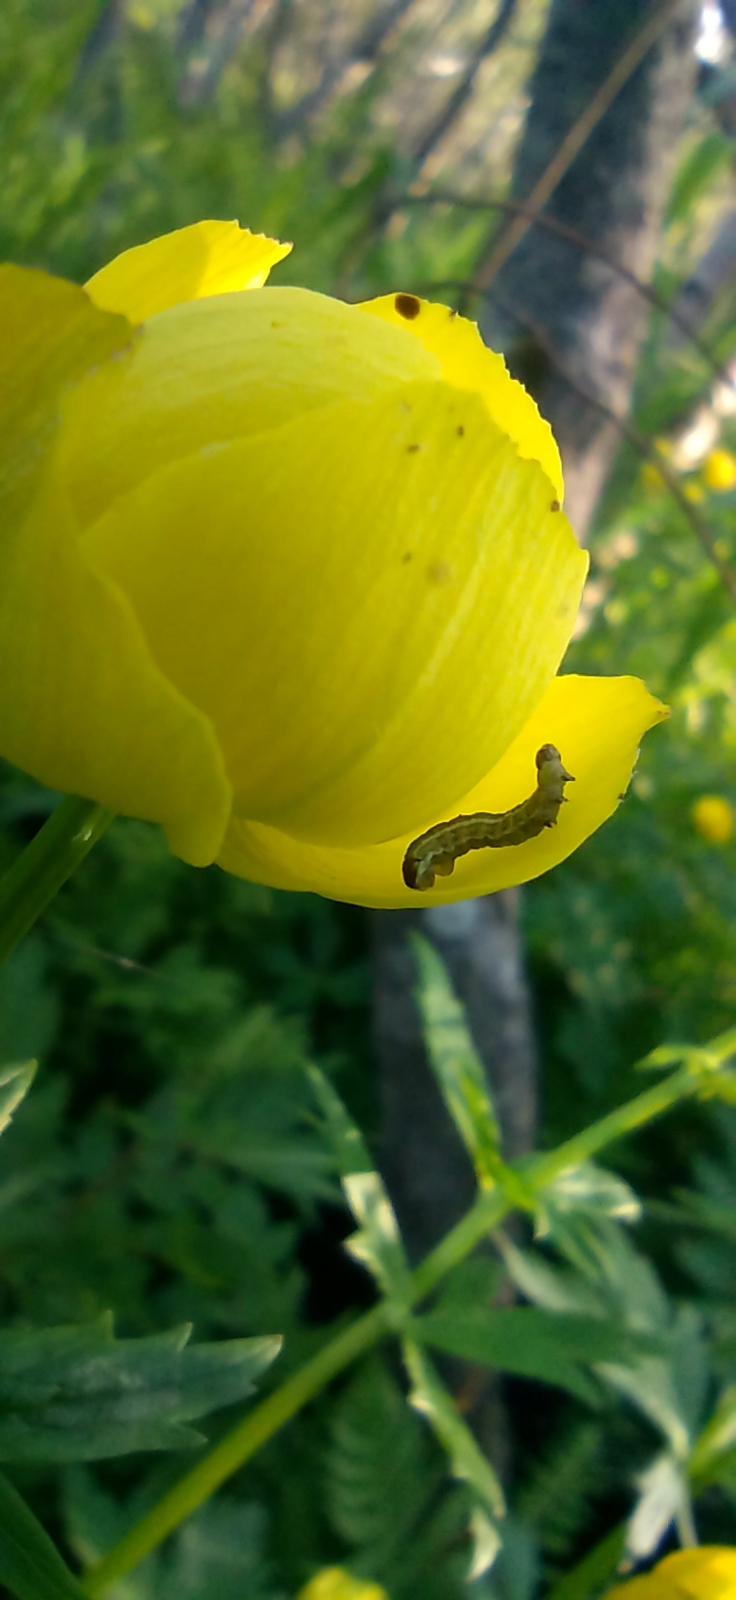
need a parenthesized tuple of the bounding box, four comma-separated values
(395, 292, 420, 320)
(407, 443, 420, 453)
(402, 552, 413, 564)
(456, 425, 465, 437)
(427, 561, 453, 585)
(550, 499, 561, 512)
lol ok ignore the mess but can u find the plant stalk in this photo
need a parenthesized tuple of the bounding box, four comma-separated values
(81, 1060, 707, 1596)
(0, 796, 113, 962)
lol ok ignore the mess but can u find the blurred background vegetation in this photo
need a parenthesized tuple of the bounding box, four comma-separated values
(1, 1, 736, 1596)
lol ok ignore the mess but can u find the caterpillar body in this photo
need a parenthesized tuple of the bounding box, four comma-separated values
(402, 744, 574, 891)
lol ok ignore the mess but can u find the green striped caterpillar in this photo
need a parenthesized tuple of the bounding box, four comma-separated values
(402, 744, 574, 891)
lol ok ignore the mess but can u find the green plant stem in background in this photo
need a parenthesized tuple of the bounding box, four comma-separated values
(81, 1060, 711, 1598)
(0, 797, 113, 963)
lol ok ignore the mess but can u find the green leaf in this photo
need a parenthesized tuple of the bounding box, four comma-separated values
(403, 1339, 504, 1578)
(343, 1172, 412, 1321)
(667, 129, 732, 223)
(62, 1470, 284, 1600)
(0, 1315, 281, 1462)
(691, 1382, 736, 1485)
(534, 1162, 641, 1238)
(309, 1067, 411, 1321)
(0, 1059, 36, 1137)
(415, 1306, 660, 1405)
(307, 1064, 372, 1179)
(0, 1468, 85, 1600)
(411, 935, 501, 1186)
(325, 1355, 472, 1598)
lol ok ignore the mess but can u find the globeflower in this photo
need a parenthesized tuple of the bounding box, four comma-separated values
(606, 1546, 736, 1600)
(0, 221, 665, 908)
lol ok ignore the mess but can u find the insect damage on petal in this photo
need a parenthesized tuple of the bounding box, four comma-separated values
(394, 292, 421, 320)
(402, 745, 574, 891)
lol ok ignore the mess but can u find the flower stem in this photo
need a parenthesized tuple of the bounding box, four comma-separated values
(0, 796, 113, 962)
(81, 1060, 707, 1597)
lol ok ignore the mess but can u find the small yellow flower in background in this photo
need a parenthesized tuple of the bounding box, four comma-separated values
(641, 461, 665, 492)
(606, 1546, 736, 1599)
(296, 1568, 387, 1600)
(0, 221, 666, 908)
(704, 448, 736, 492)
(684, 480, 706, 504)
(691, 795, 734, 845)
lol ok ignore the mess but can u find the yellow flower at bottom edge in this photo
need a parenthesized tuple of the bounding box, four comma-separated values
(606, 1546, 736, 1599)
(0, 221, 666, 907)
(296, 1567, 387, 1600)
(691, 795, 734, 845)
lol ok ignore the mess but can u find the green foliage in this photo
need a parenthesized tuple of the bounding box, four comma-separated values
(411, 934, 501, 1188)
(0, 1059, 36, 1137)
(416, 1305, 659, 1407)
(402, 1339, 503, 1578)
(0, 1314, 280, 1463)
(0, 1470, 85, 1600)
(515, 1423, 605, 1562)
(324, 1356, 480, 1600)
(0, 1, 736, 1594)
(63, 1471, 286, 1600)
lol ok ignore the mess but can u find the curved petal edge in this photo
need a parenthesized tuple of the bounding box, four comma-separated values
(217, 675, 667, 907)
(85, 220, 292, 322)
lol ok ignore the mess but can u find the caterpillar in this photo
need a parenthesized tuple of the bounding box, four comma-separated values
(402, 744, 574, 891)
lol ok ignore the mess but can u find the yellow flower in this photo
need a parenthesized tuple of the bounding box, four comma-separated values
(0, 221, 666, 907)
(704, 449, 736, 492)
(606, 1546, 736, 1599)
(691, 795, 734, 845)
(296, 1568, 387, 1600)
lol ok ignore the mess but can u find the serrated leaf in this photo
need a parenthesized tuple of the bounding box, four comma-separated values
(0, 1469, 85, 1600)
(0, 1061, 36, 1138)
(596, 1358, 690, 1460)
(535, 1162, 641, 1235)
(307, 1065, 372, 1178)
(0, 1315, 281, 1462)
(309, 1068, 411, 1320)
(403, 1339, 504, 1578)
(411, 935, 501, 1187)
(416, 1306, 661, 1405)
(625, 1453, 693, 1560)
(343, 1173, 412, 1321)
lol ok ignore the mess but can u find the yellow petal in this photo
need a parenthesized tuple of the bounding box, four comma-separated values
(86, 381, 585, 849)
(0, 264, 130, 524)
(0, 265, 231, 866)
(60, 287, 439, 528)
(85, 220, 292, 322)
(605, 1547, 736, 1600)
(359, 293, 563, 502)
(296, 1570, 387, 1600)
(217, 676, 667, 907)
(1, 478, 232, 865)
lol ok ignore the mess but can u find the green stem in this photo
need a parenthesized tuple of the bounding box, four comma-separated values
(80, 1309, 386, 1598)
(81, 1058, 707, 1597)
(0, 797, 113, 962)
